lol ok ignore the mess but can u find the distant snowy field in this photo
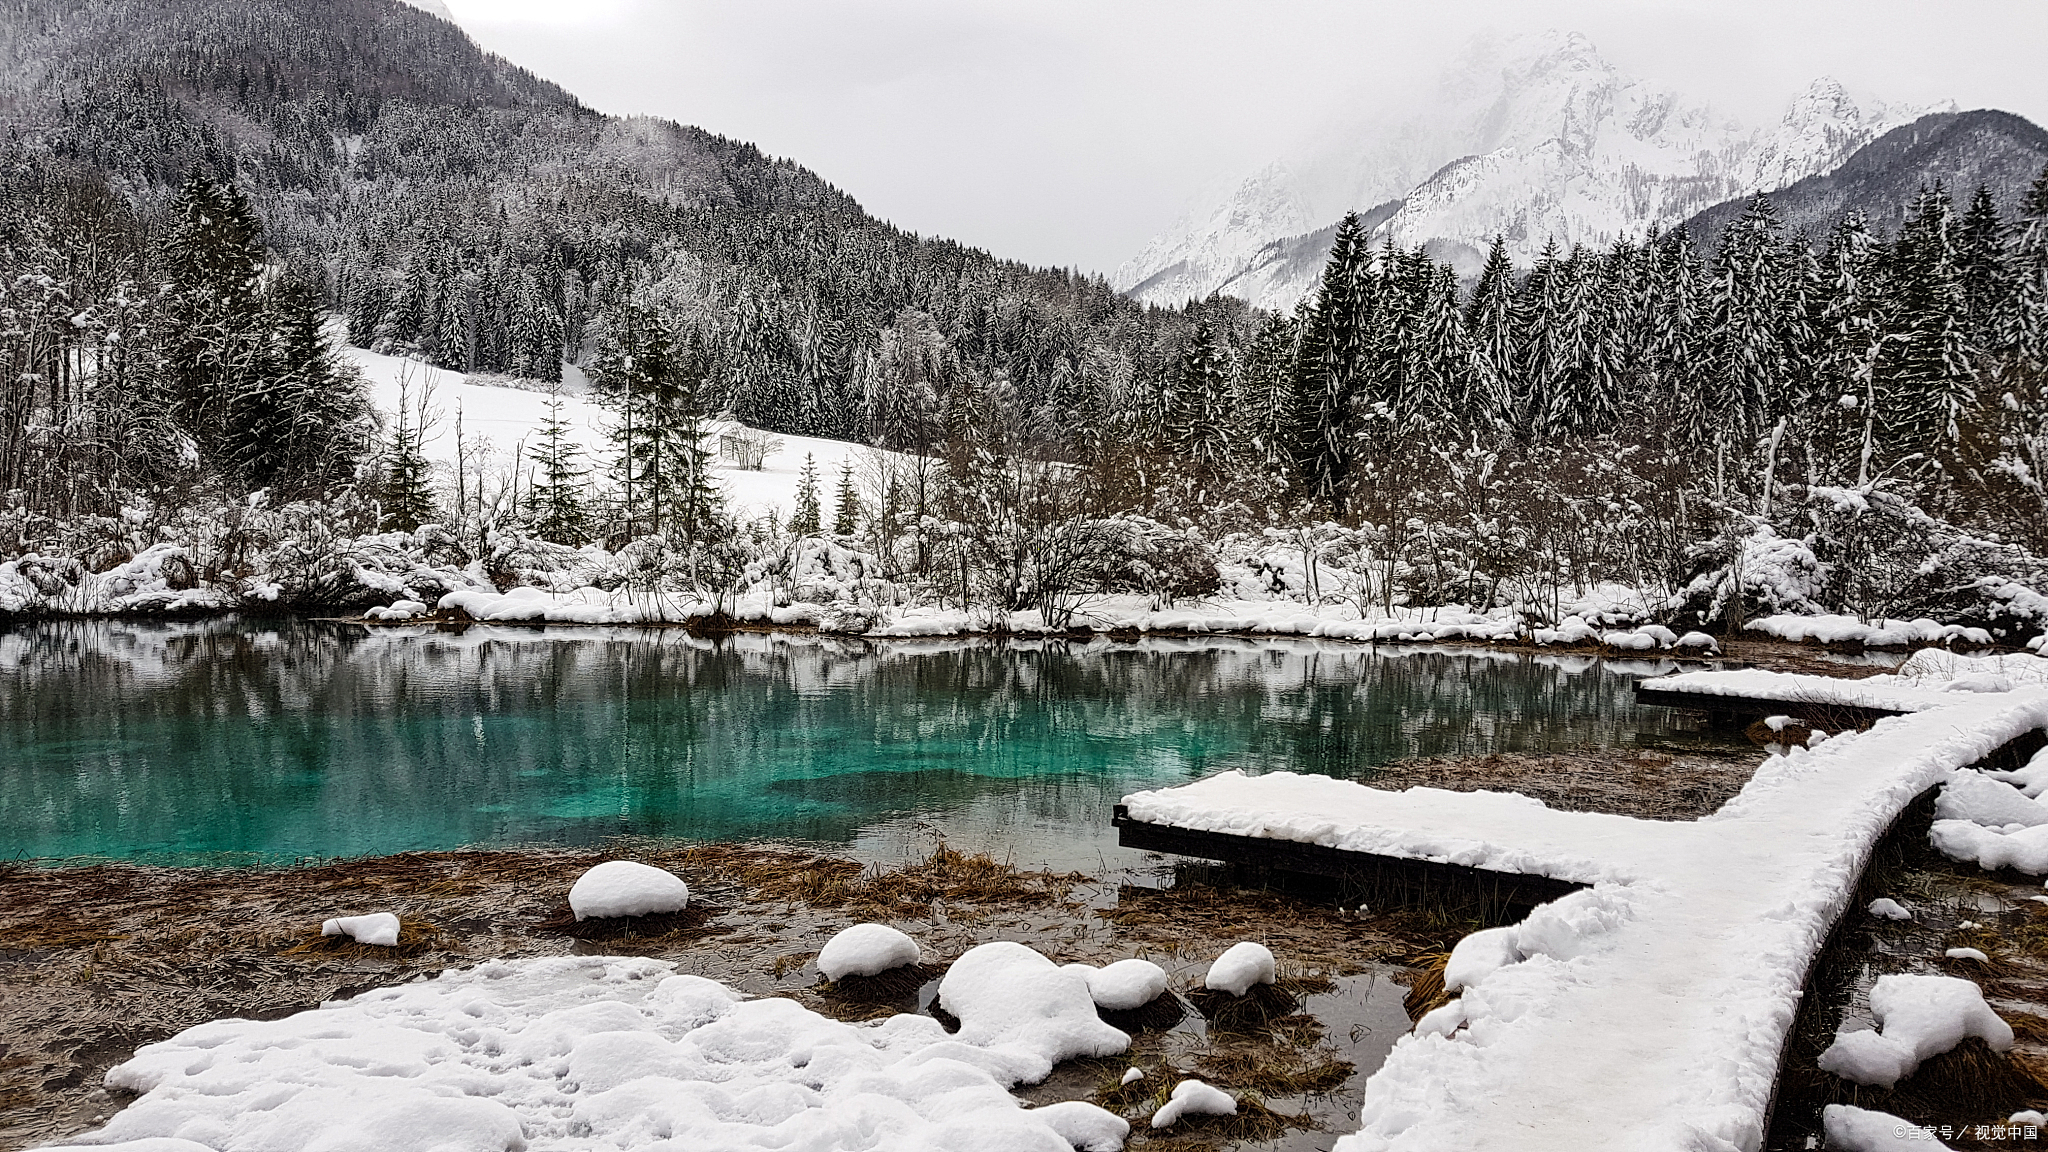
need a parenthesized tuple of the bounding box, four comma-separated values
(346, 347, 875, 523)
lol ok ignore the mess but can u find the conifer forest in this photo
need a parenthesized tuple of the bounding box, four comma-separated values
(3, 0, 2048, 643)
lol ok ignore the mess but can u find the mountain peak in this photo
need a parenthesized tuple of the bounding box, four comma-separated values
(1114, 33, 1944, 309)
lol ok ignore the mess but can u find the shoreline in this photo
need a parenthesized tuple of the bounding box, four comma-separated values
(0, 607, 1980, 676)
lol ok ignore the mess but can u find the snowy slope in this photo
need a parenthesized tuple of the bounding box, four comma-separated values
(346, 347, 881, 522)
(1116, 31, 1933, 310)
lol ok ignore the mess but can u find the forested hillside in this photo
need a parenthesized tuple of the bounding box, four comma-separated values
(0, 0, 1217, 478)
(4, 0, 2048, 646)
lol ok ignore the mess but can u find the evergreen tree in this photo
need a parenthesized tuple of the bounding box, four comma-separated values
(2007, 166, 2048, 366)
(791, 452, 823, 536)
(1290, 211, 1370, 505)
(1707, 194, 1793, 453)
(590, 303, 721, 541)
(1464, 235, 1519, 430)
(1165, 313, 1234, 474)
(1958, 184, 2014, 352)
(381, 370, 438, 532)
(524, 379, 587, 543)
(832, 459, 861, 536)
(1879, 185, 1976, 471)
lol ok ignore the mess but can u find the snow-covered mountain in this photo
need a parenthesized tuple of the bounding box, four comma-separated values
(1116, 31, 1939, 311)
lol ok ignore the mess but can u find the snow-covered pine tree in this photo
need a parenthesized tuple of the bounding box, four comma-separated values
(1290, 212, 1370, 506)
(381, 369, 438, 532)
(1413, 264, 1475, 430)
(1237, 312, 1300, 486)
(1517, 239, 1573, 438)
(2002, 166, 2048, 366)
(1165, 313, 1235, 477)
(590, 303, 722, 542)
(1879, 185, 1976, 474)
(832, 459, 861, 536)
(1464, 235, 1519, 431)
(1958, 184, 2015, 353)
(791, 452, 823, 536)
(524, 379, 587, 544)
(1707, 194, 1793, 457)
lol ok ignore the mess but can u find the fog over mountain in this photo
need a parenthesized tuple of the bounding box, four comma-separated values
(1115, 30, 1941, 310)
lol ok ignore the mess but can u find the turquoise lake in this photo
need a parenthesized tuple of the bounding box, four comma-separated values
(1, 619, 1726, 868)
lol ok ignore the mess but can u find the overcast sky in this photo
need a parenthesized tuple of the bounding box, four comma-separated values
(440, 0, 2048, 277)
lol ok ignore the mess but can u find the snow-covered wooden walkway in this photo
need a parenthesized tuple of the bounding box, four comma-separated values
(1120, 663, 2048, 1151)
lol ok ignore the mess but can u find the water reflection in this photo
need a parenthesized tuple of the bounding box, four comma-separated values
(2, 619, 1721, 868)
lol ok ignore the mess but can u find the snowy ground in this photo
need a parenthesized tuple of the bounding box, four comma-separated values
(347, 348, 885, 523)
(1121, 651, 2048, 1151)
(41, 947, 1133, 1152)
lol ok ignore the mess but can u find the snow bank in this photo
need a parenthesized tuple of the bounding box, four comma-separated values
(1746, 613, 1991, 648)
(1816, 974, 2012, 1088)
(1122, 676, 2048, 1151)
(935, 942, 1132, 1084)
(1149, 1080, 1236, 1129)
(566, 861, 689, 921)
(320, 912, 400, 947)
(1824, 1104, 1954, 1150)
(50, 952, 1130, 1152)
(1641, 648, 2048, 715)
(817, 923, 921, 981)
(1064, 959, 1168, 1012)
(1203, 942, 1277, 997)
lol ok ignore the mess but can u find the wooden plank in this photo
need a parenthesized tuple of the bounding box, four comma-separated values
(1113, 804, 1585, 913)
(1631, 682, 1905, 725)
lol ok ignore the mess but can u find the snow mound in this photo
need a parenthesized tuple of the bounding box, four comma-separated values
(1933, 820, 2048, 873)
(1032, 1100, 1131, 1151)
(1150, 1079, 1236, 1129)
(320, 912, 400, 947)
(936, 941, 1131, 1084)
(1749, 614, 1992, 649)
(567, 861, 689, 921)
(1120, 1067, 1145, 1086)
(58, 954, 1132, 1152)
(1816, 973, 2011, 1087)
(1066, 959, 1168, 1011)
(1824, 1103, 1954, 1150)
(1946, 947, 1990, 962)
(1989, 745, 2048, 798)
(817, 923, 921, 981)
(1867, 898, 1912, 921)
(1937, 770, 2048, 828)
(1203, 942, 1276, 997)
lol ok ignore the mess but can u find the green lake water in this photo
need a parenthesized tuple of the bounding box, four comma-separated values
(1, 619, 1726, 869)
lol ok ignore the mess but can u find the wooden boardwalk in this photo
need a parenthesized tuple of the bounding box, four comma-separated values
(1112, 803, 1584, 913)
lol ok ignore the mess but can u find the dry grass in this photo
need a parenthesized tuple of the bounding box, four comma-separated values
(1401, 949, 1453, 1020)
(1369, 747, 1761, 821)
(4, 840, 1435, 1152)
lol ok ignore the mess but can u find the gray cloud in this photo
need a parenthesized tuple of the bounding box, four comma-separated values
(446, 0, 2048, 276)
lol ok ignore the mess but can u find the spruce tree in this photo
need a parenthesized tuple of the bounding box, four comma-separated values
(590, 303, 722, 542)
(791, 452, 823, 536)
(1879, 185, 1976, 472)
(1290, 211, 1370, 505)
(524, 379, 587, 543)
(1165, 314, 1234, 475)
(1958, 185, 2014, 352)
(1465, 235, 1519, 430)
(832, 460, 861, 536)
(2004, 166, 2048, 365)
(381, 370, 438, 532)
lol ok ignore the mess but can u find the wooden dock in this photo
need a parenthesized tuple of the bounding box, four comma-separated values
(1630, 680, 1908, 726)
(1112, 803, 1584, 913)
